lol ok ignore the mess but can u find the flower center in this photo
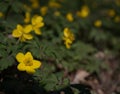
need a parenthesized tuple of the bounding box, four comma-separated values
(24, 59, 33, 66)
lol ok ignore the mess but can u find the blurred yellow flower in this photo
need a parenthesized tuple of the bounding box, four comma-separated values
(48, 1, 61, 8)
(30, 0, 39, 9)
(31, 15, 44, 35)
(115, 0, 120, 6)
(24, 12, 31, 23)
(66, 13, 74, 22)
(63, 28, 75, 49)
(0, 12, 4, 18)
(108, 9, 115, 17)
(54, 11, 61, 16)
(114, 16, 120, 23)
(77, 5, 90, 18)
(40, 6, 48, 16)
(12, 24, 33, 42)
(94, 20, 102, 27)
(16, 52, 41, 74)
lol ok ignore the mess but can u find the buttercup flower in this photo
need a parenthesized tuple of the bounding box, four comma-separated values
(24, 12, 31, 23)
(54, 11, 61, 16)
(48, 1, 61, 8)
(31, 15, 44, 35)
(77, 5, 90, 18)
(66, 13, 74, 22)
(114, 16, 120, 23)
(94, 20, 102, 27)
(30, 0, 39, 9)
(40, 6, 48, 16)
(108, 9, 115, 17)
(12, 24, 33, 42)
(63, 28, 75, 49)
(16, 52, 41, 74)
(0, 12, 4, 18)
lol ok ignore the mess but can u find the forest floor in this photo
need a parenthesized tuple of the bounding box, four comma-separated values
(68, 51, 120, 94)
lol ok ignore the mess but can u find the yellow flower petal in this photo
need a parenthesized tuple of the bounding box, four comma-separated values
(12, 24, 23, 38)
(26, 66, 35, 74)
(34, 28, 42, 35)
(16, 53, 25, 63)
(36, 22, 44, 28)
(0, 12, 4, 17)
(64, 28, 69, 37)
(12, 29, 22, 37)
(20, 36, 26, 42)
(17, 24, 23, 31)
(65, 42, 71, 49)
(94, 20, 102, 27)
(66, 13, 74, 22)
(66, 38, 72, 44)
(40, 6, 48, 16)
(48, 1, 61, 8)
(23, 34, 33, 40)
(17, 63, 26, 71)
(25, 52, 33, 60)
(24, 25, 33, 33)
(54, 11, 60, 16)
(32, 16, 43, 25)
(32, 60, 41, 69)
(24, 12, 31, 23)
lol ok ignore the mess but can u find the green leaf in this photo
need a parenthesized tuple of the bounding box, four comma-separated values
(11, 1, 24, 13)
(72, 41, 96, 60)
(0, 56, 15, 71)
(0, 2, 9, 12)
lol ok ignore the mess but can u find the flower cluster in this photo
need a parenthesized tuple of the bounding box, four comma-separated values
(16, 52, 41, 74)
(12, 24, 33, 42)
(63, 28, 75, 49)
(12, 15, 44, 42)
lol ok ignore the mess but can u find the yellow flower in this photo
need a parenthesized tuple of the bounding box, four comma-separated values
(77, 5, 90, 18)
(114, 16, 120, 23)
(30, 0, 39, 9)
(54, 11, 60, 16)
(66, 13, 74, 22)
(64, 38, 73, 49)
(0, 12, 4, 18)
(24, 12, 31, 23)
(48, 1, 61, 8)
(12, 24, 33, 42)
(31, 15, 44, 35)
(63, 28, 75, 49)
(40, 6, 48, 16)
(94, 20, 102, 27)
(108, 9, 115, 17)
(16, 52, 41, 74)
